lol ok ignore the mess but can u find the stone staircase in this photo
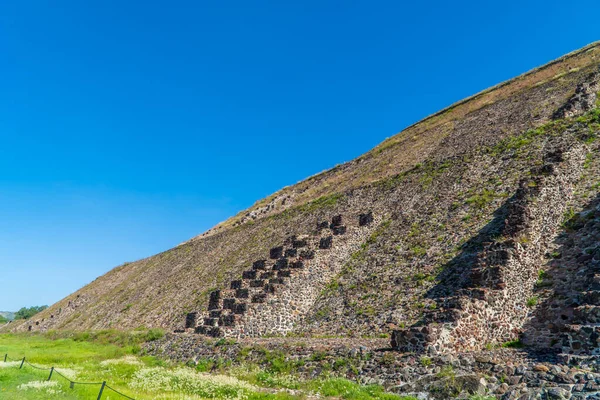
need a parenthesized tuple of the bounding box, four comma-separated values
(181, 212, 375, 338)
(392, 141, 588, 354)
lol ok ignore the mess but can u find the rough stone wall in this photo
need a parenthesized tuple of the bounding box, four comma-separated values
(145, 334, 600, 400)
(392, 140, 588, 353)
(237, 216, 381, 337)
(185, 212, 382, 338)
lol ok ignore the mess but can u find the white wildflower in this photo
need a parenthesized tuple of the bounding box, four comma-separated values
(100, 355, 144, 367)
(130, 367, 257, 399)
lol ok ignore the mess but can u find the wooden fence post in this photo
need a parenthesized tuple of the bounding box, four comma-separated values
(97, 381, 106, 400)
(47, 367, 54, 381)
(19, 357, 25, 369)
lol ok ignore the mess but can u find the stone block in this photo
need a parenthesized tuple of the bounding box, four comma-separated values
(223, 298, 236, 310)
(274, 258, 288, 270)
(195, 326, 207, 335)
(291, 260, 304, 269)
(208, 290, 221, 310)
(320, 236, 333, 249)
(236, 289, 249, 298)
(331, 215, 343, 228)
(209, 310, 222, 318)
(242, 270, 257, 280)
(220, 314, 236, 327)
(250, 279, 265, 288)
(278, 270, 291, 278)
(317, 221, 329, 230)
(253, 260, 266, 270)
(234, 303, 247, 314)
(230, 280, 243, 290)
(332, 225, 347, 235)
(285, 248, 297, 257)
(204, 317, 218, 327)
(359, 212, 374, 226)
(269, 278, 285, 285)
(270, 246, 284, 259)
(185, 312, 198, 329)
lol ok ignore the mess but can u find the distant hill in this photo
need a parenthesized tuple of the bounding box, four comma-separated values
(0, 312, 14, 321)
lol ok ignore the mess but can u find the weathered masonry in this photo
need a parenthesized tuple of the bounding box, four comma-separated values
(180, 212, 378, 338)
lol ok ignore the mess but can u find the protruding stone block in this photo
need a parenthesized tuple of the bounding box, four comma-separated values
(195, 326, 207, 335)
(204, 317, 218, 327)
(236, 289, 249, 298)
(317, 221, 329, 230)
(220, 315, 236, 327)
(269, 278, 285, 285)
(242, 270, 257, 280)
(285, 248, 297, 257)
(234, 303, 247, 314)
(250, 279, 265, 288)
(332, 225, 347, 235)
(253, 260, 266, 270)
(223, 298, 236, 310)
(209, 310, 222, 318)
(319, 236, 333, 249)
(359, 212, 374, 226)
(208, 290, 221, 310)
(270, 246, 284, 259)
(291, 260, 304, 269)
(185, 312, 198, 329)
(274, 258, 288, 270)
(331, 215, 343, 228)
(231, 280, 243, 289)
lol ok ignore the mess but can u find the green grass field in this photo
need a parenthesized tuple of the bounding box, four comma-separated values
(0, 332, 416, 400)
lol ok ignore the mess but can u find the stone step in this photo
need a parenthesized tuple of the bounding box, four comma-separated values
(270, 246, 283, 259)
(284, 248, 297, 258)
(208, 290, 222, 310)
(273, 258, 289, 270)
(185, 312, 198, 329)
(230, 280, 244, 290)
(252, 260, 267, 270)
(242, 270, 258, 280)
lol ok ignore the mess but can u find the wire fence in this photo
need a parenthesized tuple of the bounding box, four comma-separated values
(3, 353, 136, 399)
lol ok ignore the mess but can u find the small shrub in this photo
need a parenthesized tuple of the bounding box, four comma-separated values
(526, 297, 539, 307)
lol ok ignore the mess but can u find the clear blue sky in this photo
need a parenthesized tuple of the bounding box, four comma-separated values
(0, 0, 597, 311)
